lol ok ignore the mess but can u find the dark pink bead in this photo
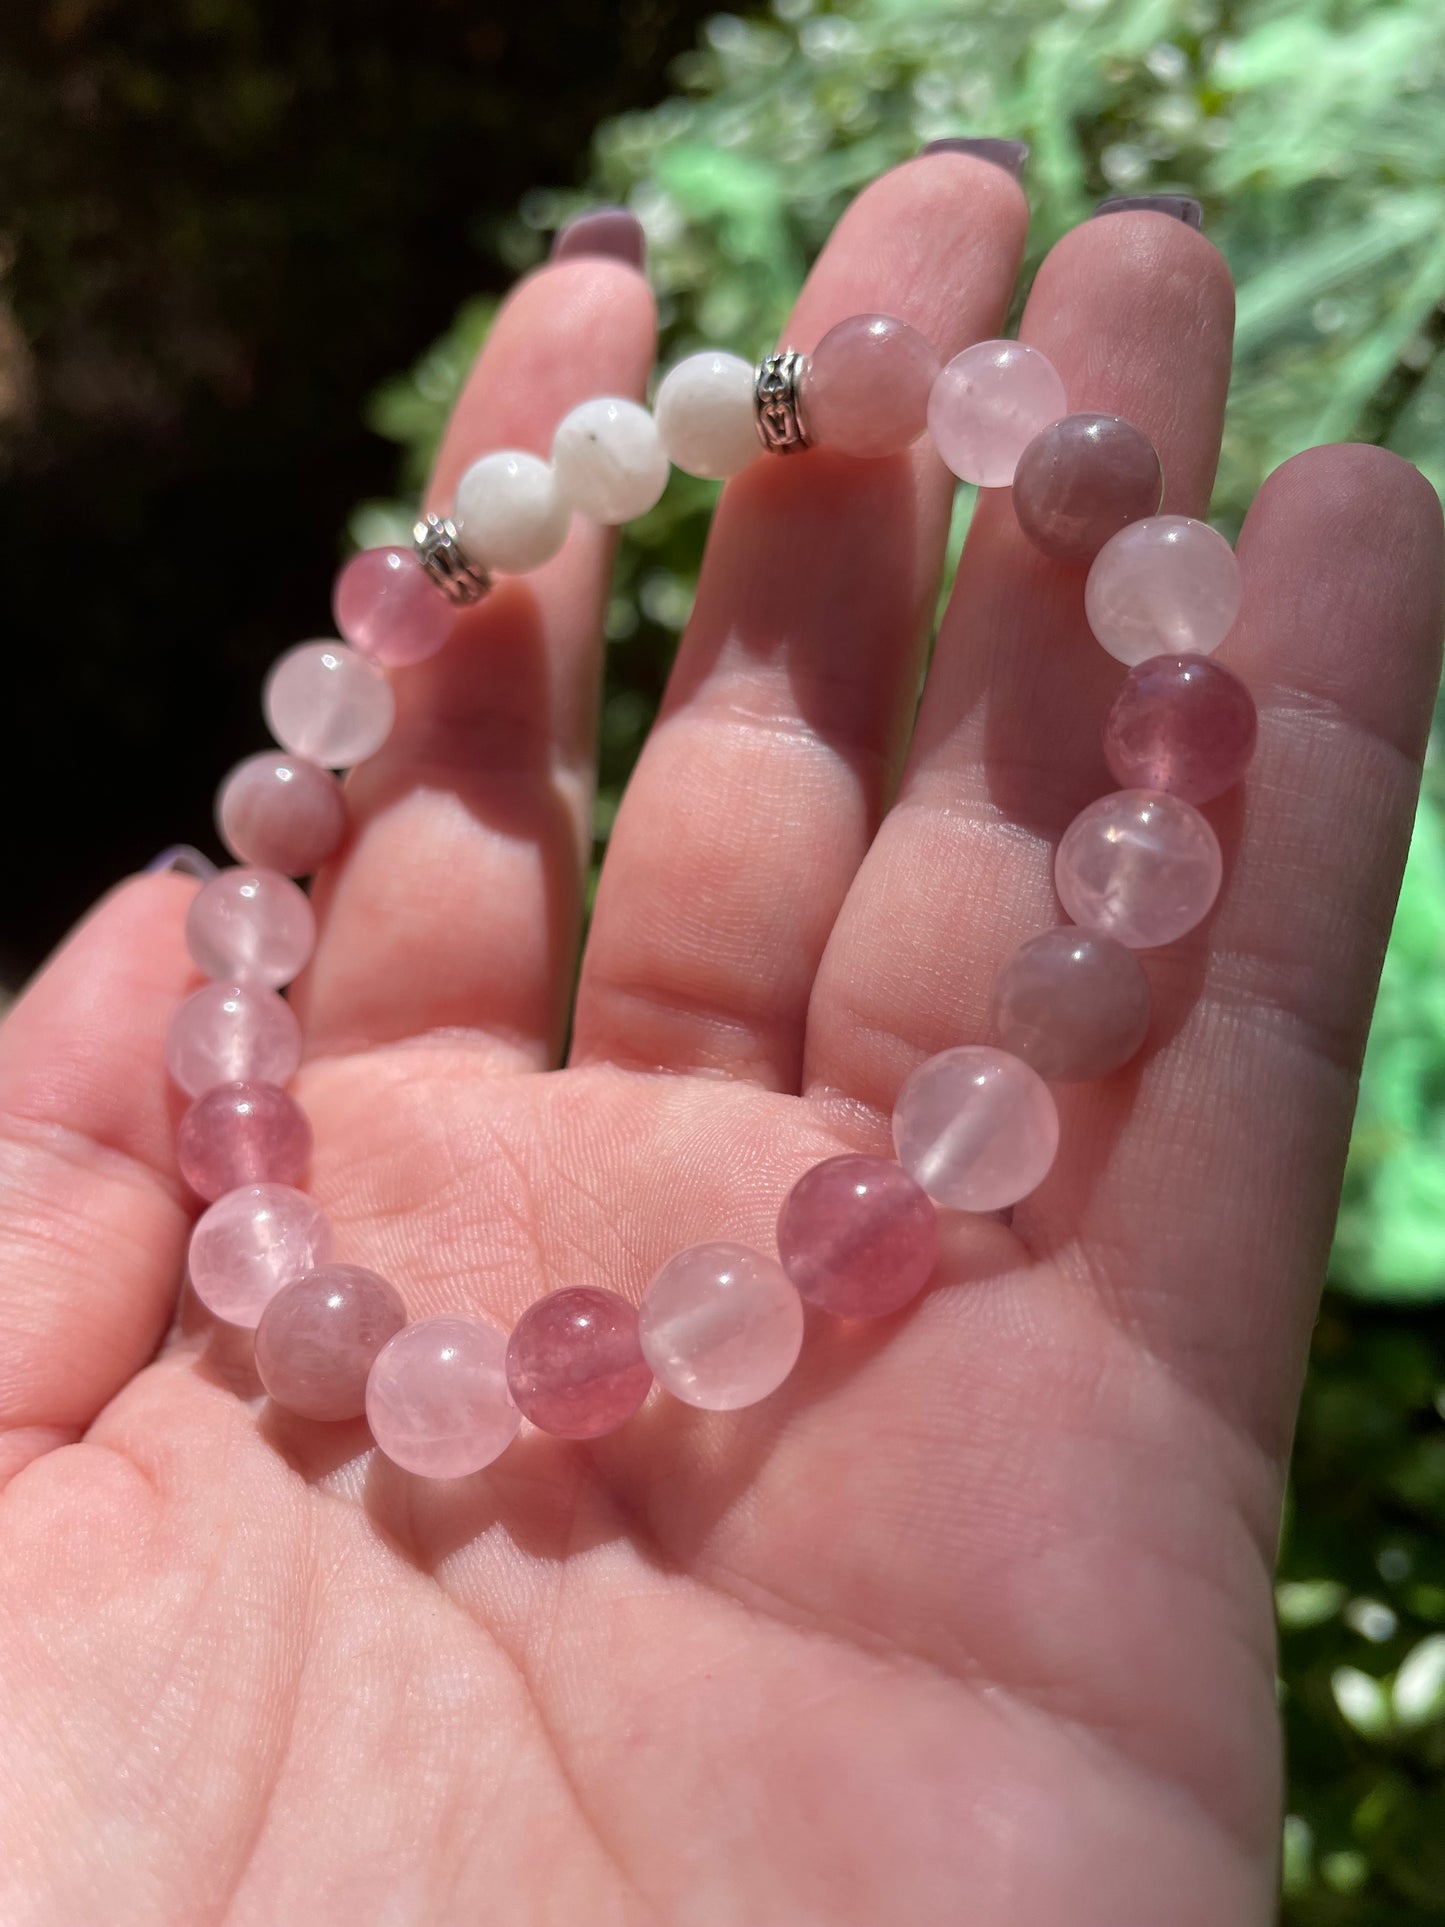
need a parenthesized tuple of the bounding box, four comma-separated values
(176, 1079, 313, 1202)
(256, 1264, 408, 1421)
(777, 1154, 937, 1320)
(801, 313, 941, 458)
(1103, 654, 1258, 804)
(217, 753, 347, 877)
(505, 1287, 652, 1439)
(990, 928, 1151, 1082)
(1012, 413, 1163, 565)
(333, 546, 455, 668)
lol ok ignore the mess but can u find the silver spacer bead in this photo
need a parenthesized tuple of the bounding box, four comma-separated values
(754, 349, 811, 454)
(412, 513, 492, 606)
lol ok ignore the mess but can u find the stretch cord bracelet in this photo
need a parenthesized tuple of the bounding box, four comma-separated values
(170, 310, 1256, 1477)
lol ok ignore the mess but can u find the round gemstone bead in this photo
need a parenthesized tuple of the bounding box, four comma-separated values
(366, 1315, 520, 1478)
(551, 397, 669, 524)
(263, 641, 396, 770)
(639, 1242, 804, 1411)
(185, 868, 315, 988)
(505, 1287, 652, 1439)
(333, 546, 455, 668)
(454, 451, 569, 575)
(187, 1182, 332, 1327)
(800, 314, 941, 459)
(176, 1079, 313, 1202)
(216, 753, 346, 877)
(653, 351, 760, 480)
(990, 929, 1151, 1082)
(927, 340, 1067, 488)
(1085, 515, 1242, 664)
(777, 1155, 938, 1319)
(1011, 413, 1163, 565)
(164, 980, 302, 1098)
(1103, 654, 1258, 804)
(1055, 789, 1223, 949)
(892, 1047, 1059, 1212)
(255, 1265, 407, 1421)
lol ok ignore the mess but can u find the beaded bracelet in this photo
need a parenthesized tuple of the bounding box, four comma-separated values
(169, 302, 1256, 1478)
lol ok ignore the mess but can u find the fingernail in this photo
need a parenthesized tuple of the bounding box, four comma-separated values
(550, 207, 646, 271)
(1092, 194, 1203, 230)
(145, 844, 218, 881)
(921, 138, 1029, 180)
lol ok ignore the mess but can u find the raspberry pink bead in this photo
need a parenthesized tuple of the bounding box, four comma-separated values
(639, 1243, 804, 1410)
(1085, 516, 1242, 664)
(185, 868, 315, 989)
(366, 1315, 521, 1477)
(800, 314, 940, 458)
(1011, 413, 1163, 565)
(777, 1155, 937, 1319)
(333, 546, 455, 667)
(892, 1046, 1059, 1211)
(217, 753, 346, 877)
(187, 1183, 332, 1327)
(165, 981, 302, 1097)
(927, 341, 1067, 487)
(263, 642, 396, 769)
(1103, 655, 1258, 804)
(1055, 789, 1223, 949)
(505, 1287, 653, 1439)
(256, 1265, 407, 1421)
(176, 1079, 313, 1201)
(990, 929, 1151, 1082)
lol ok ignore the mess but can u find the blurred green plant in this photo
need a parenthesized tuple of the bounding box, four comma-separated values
(355, 2, 1445, 1914)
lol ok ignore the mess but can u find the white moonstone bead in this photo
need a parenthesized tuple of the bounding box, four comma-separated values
(454, 450, 570, 574)
(263, 641, 396, 768)
(551, 397, 669, 523)
(654, 351, 760, 480)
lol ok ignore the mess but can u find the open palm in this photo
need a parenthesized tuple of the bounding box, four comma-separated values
(2, 156, 1441, 1926)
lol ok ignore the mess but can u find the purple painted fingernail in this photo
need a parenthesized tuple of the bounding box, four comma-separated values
(145, 844, 218, 881)
(921, 138, 1029, 180)
(550, 207, 647, 270)
(1093, 194, 1203, 230)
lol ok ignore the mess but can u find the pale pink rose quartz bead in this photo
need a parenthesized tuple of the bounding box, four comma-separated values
(165, 981, 302, 1098)
(187, 1182, 333, 1327)
(263, 642, 396, 769)
(256, 1265, 408, 1421)
(185, 867, 316, 989)
(366, 1315, 520, 1477)
(990, 929, 1151, 1083)
(927, 341, 1067, 488)
(505, 1287, 653, 1439)
(639, 1242, 804, 1411)
(892, 1047, 1059, 1212)
(777, 1155, 937, 1319)
(1055, 789, 1223, 950)
(216, 752, 347, 877)
(333, 546, 455, 668)
(800, 314, 941, 458)
(1085, 515, 1242, 665)
(176, 1079, 313, 1202)
(1011, 413, 1163, 565)
(1103, 655, 1258, 805)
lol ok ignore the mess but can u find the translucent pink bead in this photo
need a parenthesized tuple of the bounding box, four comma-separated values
(505, 1287, 652, 1439)
(1103, 654, 1258, 804)
(165, 980, 302, 1097)
(639, 1243, 804, 1411)
(927, 340, 1067, 487)
(217, 753, 347, 877)
(1012, 413, 1163, 565)
(256, 1265, 407, 1421)
(366, 1315, 520, 1478)
(263, 642, 396, 769)
(777, 1155, 937, 1320)
(185, 867, 316, 989)
(176, 1079, 313, 1202)
(187, 1182, 332, 1327)
(990, 929, 1151, 1082)
(1055, 789, 1223, 949)
(892, 1046, 1059, 1211)
(333, 545, 456, 668)
(800, 313, 941, 459)
(1085, 515, 1242, 664)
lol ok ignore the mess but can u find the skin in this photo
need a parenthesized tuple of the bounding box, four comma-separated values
(0, 154, 1440, 1925)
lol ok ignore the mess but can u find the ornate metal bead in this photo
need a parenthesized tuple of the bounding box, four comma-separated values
(754, 350, 811, 454)
(412, 513, 492, 606)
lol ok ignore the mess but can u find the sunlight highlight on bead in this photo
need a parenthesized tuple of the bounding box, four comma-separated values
(185, 867, 315, 988)
(187, 1183, 333, 1328)
(892, 1046, 1059, 1211)
(256, 1265, 408, 1421)
(639, 1243, 804, 1409)
(367, 1315, 521, 1477)
(777, 1155, 938, 1318)
(1055, 789, 1223, 949)
(505, 1287, 653, 1438)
